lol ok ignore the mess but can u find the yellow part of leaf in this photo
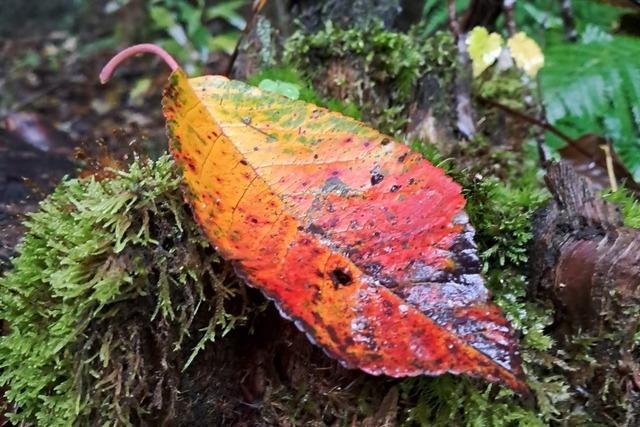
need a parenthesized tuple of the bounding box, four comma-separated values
(507, 32, 545, 77)
(466, 26, 504, 77)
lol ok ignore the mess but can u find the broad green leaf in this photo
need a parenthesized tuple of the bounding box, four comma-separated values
(206, 0, 246, 30)
(149, 5, 176, 29)
(540, 36, 640, 178)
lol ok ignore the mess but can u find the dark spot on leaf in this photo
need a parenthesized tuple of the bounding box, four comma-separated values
(240, 159, 248, 165)
(398, 153, 408, 163)
(379, 276, 398, 288)
(329, 268, 353, 288)
(312, 312, 323, 325)
(382, 299, 393, 316)
(307, 223, 325, 236)
(364, 262, 382, 276)
(381, 138, 391, 145)
(371, 171, 384, 186)
(326, 325, 341, 344)
(390, 185, 401, 192)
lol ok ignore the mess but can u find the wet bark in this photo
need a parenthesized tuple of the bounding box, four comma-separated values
(559, 0, 578, 42)
(531, 162, 640, 336)
(530, 162, 640, 425)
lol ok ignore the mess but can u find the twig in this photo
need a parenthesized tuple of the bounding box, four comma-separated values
(476, 96, 598, 162)
(447, 0, 460, 41)
(601, 143, 618, 191)
(559, 0, 578, 42)
(224, 0, 268, 77)
(503, 0, 517, 37)
(534, 74, 550, 166)
(2, 83, 62, 120)
(448, 0, 476, 139)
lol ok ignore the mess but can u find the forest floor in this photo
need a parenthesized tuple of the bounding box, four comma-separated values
(0, 11, 172, 266)
(1, 1, 639, 426)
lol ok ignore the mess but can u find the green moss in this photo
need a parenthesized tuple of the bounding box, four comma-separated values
(285, 20, 424, 94)
(400, 377, 545, 427)
(0, 156, 244, 425)
(247, 66, 362, 120)
(283, 21, 456, 134)
(475, 68, 527, 110)
(602, 187, 640, 228)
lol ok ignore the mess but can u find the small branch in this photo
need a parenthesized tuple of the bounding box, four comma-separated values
(503, 0, 517, 37)
(225, 0, 268, 77)
(448, 0, 476, 139)
(601, 143, 618, 191)
(559, 0, 578, 42)
(461, 0, 504, 32)
(447, 0, 460, 41)
(477, 96, 598, 162)
(2, 83, 61, 120)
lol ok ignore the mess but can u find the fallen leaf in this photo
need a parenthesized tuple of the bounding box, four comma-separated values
(466, 26, 504, 77)
(3, 112, 76, 156)
(102, 45, 529, 394)
(507, 32, 544, 77)
(559, 134, 640, 194)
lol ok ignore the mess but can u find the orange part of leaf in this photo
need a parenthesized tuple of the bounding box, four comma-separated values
(162, 69, 529, 394)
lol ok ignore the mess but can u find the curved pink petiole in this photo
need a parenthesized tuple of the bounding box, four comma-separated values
(99, 43, 179, 84)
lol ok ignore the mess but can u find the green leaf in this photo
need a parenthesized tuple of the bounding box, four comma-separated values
(507, 32, 544, 77)
(206, 0, 246, 30)
(521, 3, 562, 29)
(208, 32, 240, 54)
(149, 5, 176, 29)
(258, 79, 301, 100)
(540, 36, 640, 178)
(467, 26, 504, 77)
(177, 2, 203, 37)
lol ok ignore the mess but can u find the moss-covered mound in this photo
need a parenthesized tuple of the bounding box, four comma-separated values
(1, 150, 637, 426)
(0, 156, 243, 425)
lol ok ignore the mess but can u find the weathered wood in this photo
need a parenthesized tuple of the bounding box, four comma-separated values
(530, 161, 640, 425)
(531, 162, 640, 335)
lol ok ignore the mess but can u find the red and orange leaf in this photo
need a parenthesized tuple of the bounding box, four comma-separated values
(159, 69, 528, 394)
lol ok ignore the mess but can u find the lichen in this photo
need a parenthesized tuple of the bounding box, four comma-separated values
(0, 155, 244, 425)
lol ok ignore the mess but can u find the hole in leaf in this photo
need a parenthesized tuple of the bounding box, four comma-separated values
(329, 268, 353, 287)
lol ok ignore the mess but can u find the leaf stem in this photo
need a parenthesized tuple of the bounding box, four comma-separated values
(99, 44, 180, 84)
